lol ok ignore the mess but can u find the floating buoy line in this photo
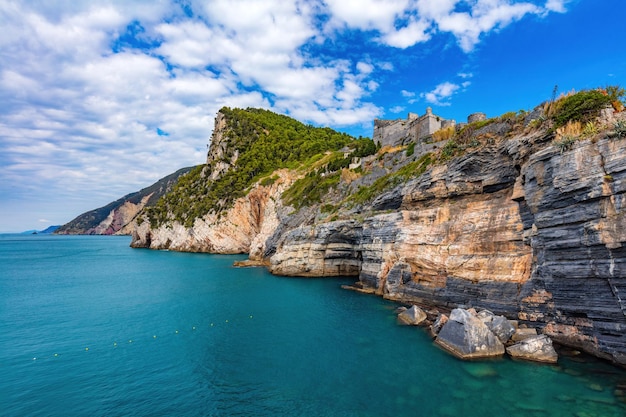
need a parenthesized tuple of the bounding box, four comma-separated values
(27, 314, 254, 363)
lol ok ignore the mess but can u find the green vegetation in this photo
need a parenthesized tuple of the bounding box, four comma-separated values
(325, 152, 352, 172)
(554, 135, 577, 153)
(282, 171, 341, 209)
(615, 120, 626, 138)
(551, 89, 612, 127)
(146, 107, 356, 227)
(260, 174, 279, 187)
(348, 137, 378, 157)
(406, 142, 416, 157)
(349, 153, 432, 206)
(440, 140, 461, 161)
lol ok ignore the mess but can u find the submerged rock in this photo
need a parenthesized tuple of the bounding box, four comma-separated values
(435, 308, 505, 359)
(506, 334, 558, 363)
(397, 305, 427, 326)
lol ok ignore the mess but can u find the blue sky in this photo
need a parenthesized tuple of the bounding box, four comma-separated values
(1, 0, 625, 232)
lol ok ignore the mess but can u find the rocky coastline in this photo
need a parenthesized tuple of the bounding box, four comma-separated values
(68, 97, 626, 367)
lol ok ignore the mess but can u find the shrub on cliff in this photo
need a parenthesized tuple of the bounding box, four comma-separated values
(552, 89, 612, 127)
(349, 153, 432, 206)
(283, 171, 341, 209)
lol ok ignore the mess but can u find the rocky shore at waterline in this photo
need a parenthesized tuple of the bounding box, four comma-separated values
(397, 305, 558, 364)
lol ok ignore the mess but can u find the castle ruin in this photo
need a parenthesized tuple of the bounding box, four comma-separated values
(373, 108, 485, 148)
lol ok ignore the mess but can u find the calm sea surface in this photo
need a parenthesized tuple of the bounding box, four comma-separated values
(1, 234, 625, 416)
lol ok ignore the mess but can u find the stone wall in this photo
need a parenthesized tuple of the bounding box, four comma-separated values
(374, 108, 457, 148)
(373, 118, 411, 147)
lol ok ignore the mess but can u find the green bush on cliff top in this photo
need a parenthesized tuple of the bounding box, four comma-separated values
(552, 89, 612, 127)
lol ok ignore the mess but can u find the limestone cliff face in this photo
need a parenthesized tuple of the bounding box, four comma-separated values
(131, 169, 295, 254)
(267, 131, 626, 366)
(517, 137, 626, 364)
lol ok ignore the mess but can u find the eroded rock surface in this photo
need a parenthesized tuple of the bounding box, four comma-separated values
(435, 308, 505, 359)
(506, 334, 559, 363)
(397, 305, 427, 326)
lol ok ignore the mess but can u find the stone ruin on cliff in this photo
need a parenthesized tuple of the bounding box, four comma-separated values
(373, 107, 487, 148)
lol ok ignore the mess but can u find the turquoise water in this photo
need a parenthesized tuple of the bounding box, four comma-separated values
(1, 235, 625, 416)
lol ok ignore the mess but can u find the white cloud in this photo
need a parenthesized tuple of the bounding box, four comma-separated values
(325, 0, 560, 52)
(390, 105, 405, 113)
(544, 0, 568, 13)
(0, 0, 570, 230)
(420, 81, 461, 106)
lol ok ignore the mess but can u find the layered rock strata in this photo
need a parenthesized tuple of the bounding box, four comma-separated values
(267, 131, 626, 366)
(129, 109, 626, 366)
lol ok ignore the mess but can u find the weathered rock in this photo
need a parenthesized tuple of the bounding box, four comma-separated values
(506, 334, 558, 363)
(131, 170, 296, 254)
(511, 328, 538, 342)
(435, 308, 505, 359)
(268, 220, 363, 277)
(477, 310, 516, 344)
(397, 305, 427, 326)
(430, 313, 449, 336)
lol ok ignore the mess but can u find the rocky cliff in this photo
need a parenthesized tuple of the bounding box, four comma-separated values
(126, 94, 626, 366)
(56, 167, 193, 235)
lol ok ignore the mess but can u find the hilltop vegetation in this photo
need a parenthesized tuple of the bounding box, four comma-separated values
(145, 107, 373, 227)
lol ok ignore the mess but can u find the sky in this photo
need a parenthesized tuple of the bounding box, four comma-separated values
(1, 0, 625, 232)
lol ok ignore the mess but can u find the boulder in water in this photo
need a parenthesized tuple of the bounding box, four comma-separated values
(506, 334, 558, 363)
(397, 305, 427, 326)
(435, 308, 505, 359)
(476, 310, 516, 344)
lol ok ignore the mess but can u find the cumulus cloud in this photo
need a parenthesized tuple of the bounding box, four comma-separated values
(0, 0, 569, 229)
(325, 0, 561, 52)
(420, 81, 461, 106)
(544, 0, 568, 13)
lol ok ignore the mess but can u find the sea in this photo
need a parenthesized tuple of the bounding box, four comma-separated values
(1, 234, 625, 417)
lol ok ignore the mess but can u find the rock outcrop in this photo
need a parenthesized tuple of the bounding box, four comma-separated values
(268, 122, 626, 366)
(56, 167, 193, 235)
(397, 305, 428, 325)
(131, 170, 294, 254)
(435, 308, 505, 359)
(506, 334, 559, 363)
